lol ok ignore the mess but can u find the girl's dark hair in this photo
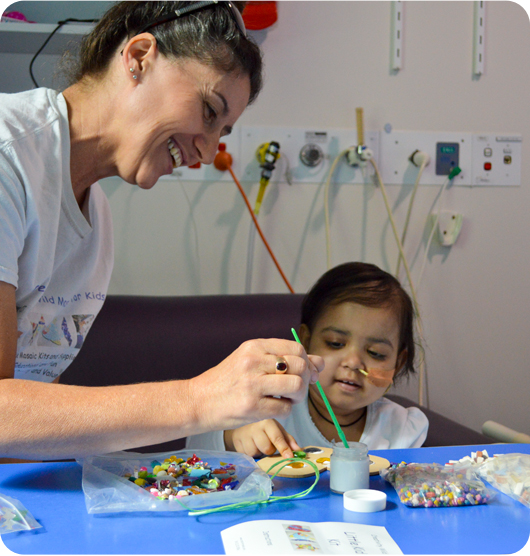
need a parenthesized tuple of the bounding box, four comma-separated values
(301, 262, 417, 382)
(68, 1, 262, 104)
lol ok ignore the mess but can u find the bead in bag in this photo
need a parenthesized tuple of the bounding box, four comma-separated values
(81, 449, 272, 514)
(478, 453, 530, 508)
(380, 462, 493, 508)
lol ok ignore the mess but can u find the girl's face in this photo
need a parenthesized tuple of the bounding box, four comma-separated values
(116, 51, 251, 189)
(300, 301, 405, 416)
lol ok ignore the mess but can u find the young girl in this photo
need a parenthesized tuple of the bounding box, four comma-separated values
(186, 262, 429, 457)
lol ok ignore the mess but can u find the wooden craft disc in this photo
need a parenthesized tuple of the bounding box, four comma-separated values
(258, 446, 332, 478)
(257, 447, 390, 478)
(369, 455, 390, 475)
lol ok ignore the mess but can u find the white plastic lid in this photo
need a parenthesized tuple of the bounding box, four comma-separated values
(343, 489, 387, 513)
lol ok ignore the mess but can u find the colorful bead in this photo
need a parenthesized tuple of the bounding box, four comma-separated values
(382, 461, 491, 508)
(122, 453, 240, 501)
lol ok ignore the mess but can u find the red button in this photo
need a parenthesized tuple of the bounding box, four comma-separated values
(484, 162, 492, 171)
(189, 162, 201, 169)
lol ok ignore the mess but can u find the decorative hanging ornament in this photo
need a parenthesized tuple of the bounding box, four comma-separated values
(241, 1, 278, 31)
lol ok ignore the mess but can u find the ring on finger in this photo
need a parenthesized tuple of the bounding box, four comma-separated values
(275, 356, 289, 374)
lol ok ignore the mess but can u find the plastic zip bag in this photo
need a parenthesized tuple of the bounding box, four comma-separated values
(81, 449, 272, 514)
(0, 493, 41, 535)
(380, 462, 494, 507)
(478, 453, 530, 508)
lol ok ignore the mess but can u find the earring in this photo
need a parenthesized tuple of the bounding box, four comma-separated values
(129, 68, 137, 80)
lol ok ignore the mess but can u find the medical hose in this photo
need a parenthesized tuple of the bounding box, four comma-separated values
(214, 148, 294, 294)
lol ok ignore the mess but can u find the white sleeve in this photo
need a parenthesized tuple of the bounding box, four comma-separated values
(185, 430, 227, 452)
(0, 151, 26, 287)
(361, 398, 429, 449)
(402, 407, 429, 448)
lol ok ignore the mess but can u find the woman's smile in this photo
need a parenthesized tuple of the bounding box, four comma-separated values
(167, 138, 183, 169)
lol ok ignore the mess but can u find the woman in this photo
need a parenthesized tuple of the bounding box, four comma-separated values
(0, 1, 323, 461)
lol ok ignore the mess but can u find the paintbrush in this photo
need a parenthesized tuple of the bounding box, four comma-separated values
(291, 328, 350, 448)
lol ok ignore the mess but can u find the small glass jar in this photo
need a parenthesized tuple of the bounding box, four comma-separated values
(330, 441, 370, 494)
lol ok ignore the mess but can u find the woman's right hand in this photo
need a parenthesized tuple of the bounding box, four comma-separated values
(224, 419, 301, 459)
(187, 338, 323, 435)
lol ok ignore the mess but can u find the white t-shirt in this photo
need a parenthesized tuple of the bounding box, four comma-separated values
(0, 88, 114, 382)
(186, 395, 429, 452)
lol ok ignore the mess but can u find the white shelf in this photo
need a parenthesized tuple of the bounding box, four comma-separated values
(0, 22, 94, 54)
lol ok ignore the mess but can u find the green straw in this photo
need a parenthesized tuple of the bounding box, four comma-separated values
(291, 328, 349, 448)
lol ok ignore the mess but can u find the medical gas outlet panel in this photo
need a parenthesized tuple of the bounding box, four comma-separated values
(471, 134, 522, 186)
(164, 127, 522, 187)
(378, 130, 521, 187)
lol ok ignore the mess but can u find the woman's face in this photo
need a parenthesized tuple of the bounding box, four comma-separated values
(300, 302, 404, 416)
(116, 53, 251, 189)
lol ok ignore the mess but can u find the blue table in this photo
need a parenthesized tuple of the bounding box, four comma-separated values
(1, 444, 529, 554)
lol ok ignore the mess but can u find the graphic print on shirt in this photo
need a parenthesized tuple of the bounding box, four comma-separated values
(15, 311, 96, 382)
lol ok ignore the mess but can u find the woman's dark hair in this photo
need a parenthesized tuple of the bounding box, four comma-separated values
(68, 1, 262, 104)
(301, 262, 417, 382)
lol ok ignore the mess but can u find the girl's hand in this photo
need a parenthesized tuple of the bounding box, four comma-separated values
(225, 419, 302, 459)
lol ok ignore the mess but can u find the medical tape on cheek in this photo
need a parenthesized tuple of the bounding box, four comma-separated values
(365, 368, 395, 388)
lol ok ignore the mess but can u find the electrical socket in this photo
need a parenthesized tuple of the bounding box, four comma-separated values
(436, 211, 463, 246)
(380, 131, 472, 186)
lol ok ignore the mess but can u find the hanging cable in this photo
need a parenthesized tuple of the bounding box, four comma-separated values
(230, 166, 295, 294)
(244, 221, 257, 294)
(370, 158, 428, 407)
(396, 153, 430, 277)
(416, 167, 462, 289)
(29, 18, 97, 88)
(214, 145, 295, 294)
(341, 108, 428, 404)
(324, 147, 429, 405)
(323, 149, 350, 269)
(175, 176, 202, 288)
